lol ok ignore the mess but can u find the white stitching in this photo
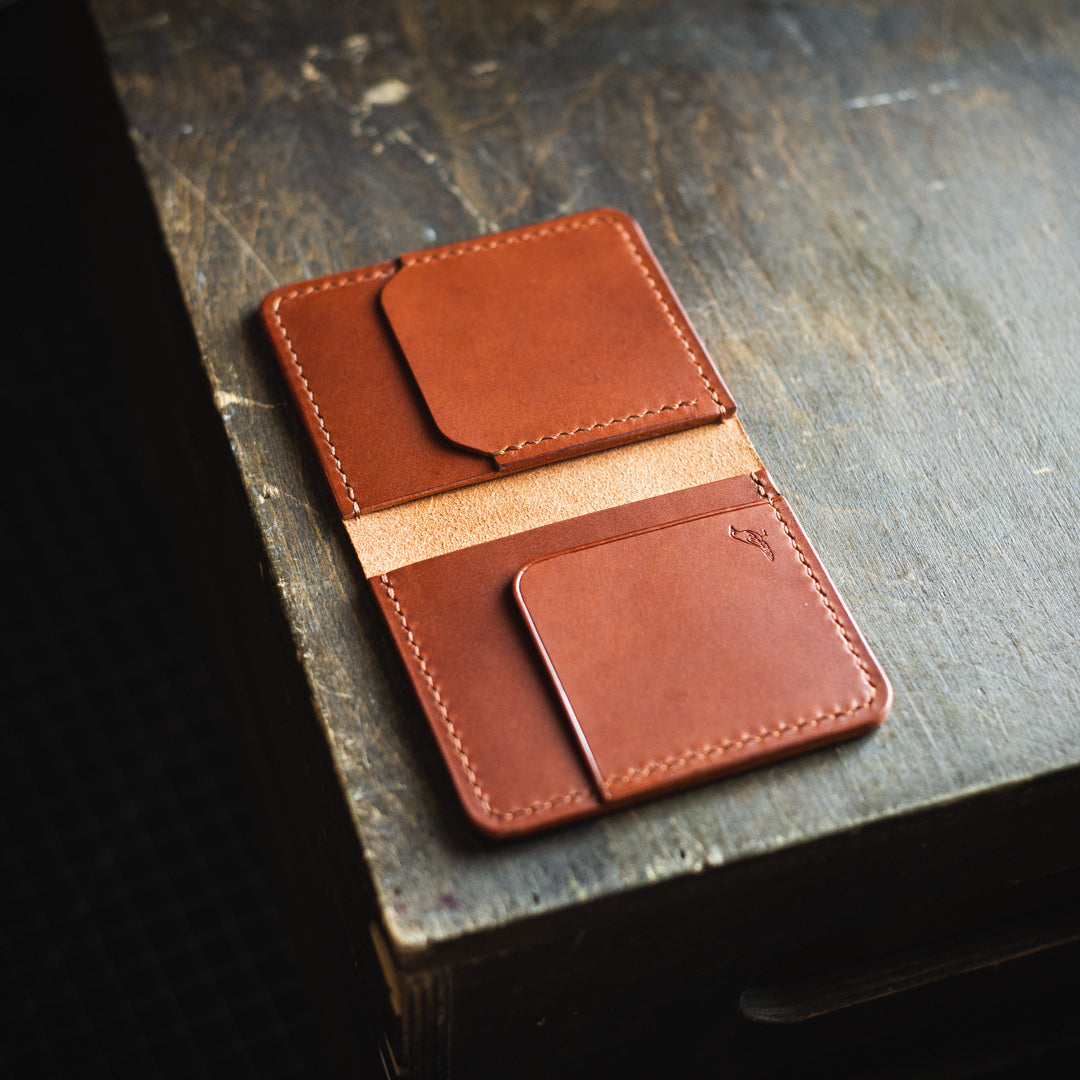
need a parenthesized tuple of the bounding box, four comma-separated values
(403, 213, 727, 451)
(379, 575, 590, 821)
(603, 474, 877, 792)
(383, 474, 878, 815)
(269, 270, 395, 515)
(493, 400, 698, 456)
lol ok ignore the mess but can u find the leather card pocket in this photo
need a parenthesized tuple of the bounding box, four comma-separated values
(514, 497, 887, 804)
(261, 210, 736, 515)
(380, 210, 732, 471)
(373, 471, 890, 838)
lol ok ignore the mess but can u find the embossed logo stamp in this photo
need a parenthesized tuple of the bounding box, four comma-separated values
(729, 524, 774, 561)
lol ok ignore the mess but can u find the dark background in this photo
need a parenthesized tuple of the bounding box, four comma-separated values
(1, 2, 329, 1074)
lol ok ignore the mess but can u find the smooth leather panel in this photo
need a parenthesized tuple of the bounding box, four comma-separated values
(380, 210, 735, 470)
(515, 485, 888, 803)
(261, 264, 495, 515)
(373, 472, 890, 838)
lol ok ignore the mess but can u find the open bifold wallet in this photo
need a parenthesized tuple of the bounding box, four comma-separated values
(261, 209, 891, 839)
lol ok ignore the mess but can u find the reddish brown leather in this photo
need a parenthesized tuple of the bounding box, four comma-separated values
(380, 210, 734, 471)
(260, 210, 736, 514)
(373, 472, 890, 838)
(262, 210, 891, 840)
(515, 474, 887, 804)
(261, 263, 496, 516)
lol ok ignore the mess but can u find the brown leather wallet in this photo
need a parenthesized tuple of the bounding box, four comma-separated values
(261, 209, 891, 838)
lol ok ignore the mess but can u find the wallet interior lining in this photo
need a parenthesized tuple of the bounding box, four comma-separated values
(348, 418, 762, 576)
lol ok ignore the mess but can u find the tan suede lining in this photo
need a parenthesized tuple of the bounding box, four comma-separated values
(350, 419, 762, 577)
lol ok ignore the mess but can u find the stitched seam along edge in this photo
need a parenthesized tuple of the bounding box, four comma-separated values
(601, 474, 878, 793)
(269, 270, 394, 515)
(379, 575, 589, 821)
(493, 400, 698, 456)
(403, 213, 727, 452)
(275, 267, 593, 821)
(383, 474, 879, 819)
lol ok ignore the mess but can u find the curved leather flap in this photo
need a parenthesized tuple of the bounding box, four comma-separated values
(514, 492, 890, 802)
(379, 209, 735, 471)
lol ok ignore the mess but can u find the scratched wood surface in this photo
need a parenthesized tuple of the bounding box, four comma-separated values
(93, 0, 1080, 961)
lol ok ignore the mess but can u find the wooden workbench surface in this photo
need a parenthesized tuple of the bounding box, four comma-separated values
(92, 0, 1080, 967)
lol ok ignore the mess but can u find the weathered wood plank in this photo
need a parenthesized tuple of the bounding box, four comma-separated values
(93, 0, 1080, 970)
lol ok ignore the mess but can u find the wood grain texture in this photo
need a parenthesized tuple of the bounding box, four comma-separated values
(93, 0, 1080, 964)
